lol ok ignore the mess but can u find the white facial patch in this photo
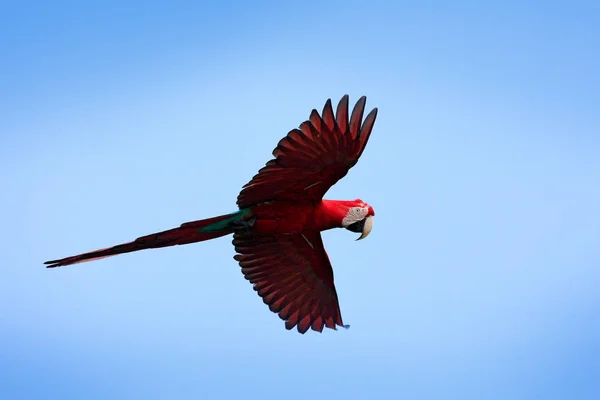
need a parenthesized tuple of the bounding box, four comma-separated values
(341, 207, 369, 227)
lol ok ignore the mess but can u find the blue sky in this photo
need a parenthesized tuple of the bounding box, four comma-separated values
(1, 1, 599, 399)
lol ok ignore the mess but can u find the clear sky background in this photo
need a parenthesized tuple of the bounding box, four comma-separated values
(1, 1, 599, 399)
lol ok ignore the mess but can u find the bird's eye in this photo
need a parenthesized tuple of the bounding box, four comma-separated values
(353, 207, 362, 215)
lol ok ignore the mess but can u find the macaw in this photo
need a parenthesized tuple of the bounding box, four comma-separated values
(45, 95, 378, 334)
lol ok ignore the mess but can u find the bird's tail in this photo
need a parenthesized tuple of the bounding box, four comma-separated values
(44, 209, 251, 268)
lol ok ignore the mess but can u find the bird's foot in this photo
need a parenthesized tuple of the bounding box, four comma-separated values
(228, 216, 256, 233)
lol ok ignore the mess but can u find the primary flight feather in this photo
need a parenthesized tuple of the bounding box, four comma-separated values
(45, 95, 378, 334)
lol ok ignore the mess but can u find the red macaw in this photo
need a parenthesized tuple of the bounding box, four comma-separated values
(45, 95, 378, 334)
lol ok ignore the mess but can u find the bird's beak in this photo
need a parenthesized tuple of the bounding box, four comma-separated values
(356, 216, 373, 241)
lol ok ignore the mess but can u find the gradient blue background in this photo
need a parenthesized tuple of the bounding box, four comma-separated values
(2, 1, 599, 399)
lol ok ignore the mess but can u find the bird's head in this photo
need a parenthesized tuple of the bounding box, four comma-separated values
(341, 199, 375, 240)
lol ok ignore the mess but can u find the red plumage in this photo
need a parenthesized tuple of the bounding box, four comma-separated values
(45, 95, 378, 334)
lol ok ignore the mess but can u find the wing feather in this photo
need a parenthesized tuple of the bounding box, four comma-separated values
(335, 94, 349, 133)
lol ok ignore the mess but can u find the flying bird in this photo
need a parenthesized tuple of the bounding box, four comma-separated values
(45, 95, 378, 334)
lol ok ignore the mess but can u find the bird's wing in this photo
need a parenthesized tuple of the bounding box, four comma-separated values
(237, 95, 378, 208)
(233, 231, 346, 333)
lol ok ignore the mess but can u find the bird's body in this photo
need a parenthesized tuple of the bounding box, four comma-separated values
(46, 95, 378, 334)
(248, 199, 374, 235)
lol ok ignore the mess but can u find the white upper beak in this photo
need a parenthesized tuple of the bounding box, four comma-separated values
(356, 216, 373, 241)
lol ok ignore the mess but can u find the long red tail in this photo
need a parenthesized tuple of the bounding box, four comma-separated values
(44, 211, 247, 268)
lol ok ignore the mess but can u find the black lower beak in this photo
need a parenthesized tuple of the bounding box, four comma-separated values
(346, 219, 365, 233)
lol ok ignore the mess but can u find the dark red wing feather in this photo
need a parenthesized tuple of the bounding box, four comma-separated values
(233, 231, 345, 333)
(237, 95, 378, 208)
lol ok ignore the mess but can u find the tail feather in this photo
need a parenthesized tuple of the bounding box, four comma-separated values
(44, 211, 248, 268)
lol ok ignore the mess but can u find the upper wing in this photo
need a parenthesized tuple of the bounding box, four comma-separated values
(233, 231, 346, 333)
(237, 95, 378, 208)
